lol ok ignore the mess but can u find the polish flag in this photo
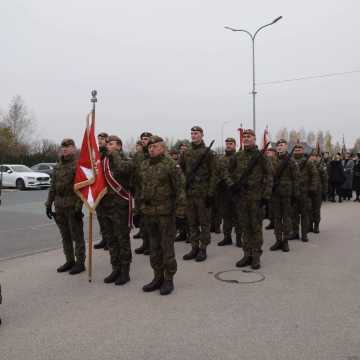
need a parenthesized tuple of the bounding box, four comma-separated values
(74, 112, 107, 212)
(262, 125, 270, 150)
(238, 125, 244, 150)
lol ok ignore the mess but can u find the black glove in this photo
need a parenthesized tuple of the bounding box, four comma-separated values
(46, 206, 53, 220)
(205, 196, 214, 208)
(133, 214, 141, 228)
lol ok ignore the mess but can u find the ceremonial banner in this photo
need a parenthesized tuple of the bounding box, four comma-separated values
(238, 125, 244, 150)
(262, 125, 270, 150)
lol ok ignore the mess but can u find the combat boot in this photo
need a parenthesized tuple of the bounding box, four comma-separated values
(133, 230, 143, 239)
(183, 246, 199, 260)
(57, 261, 75, 273)
(235, 253, 252, 267)
(281, 240, 290, 252)
(270, 241, 282, 251)
(115, 264, 130, 286)
(265, 222, 274, 230)
(94, 239, 106, 249)
(104, 270, 120, 283)
(195, 248, 207, 262)
(217, 237, 233, 246)
(251, 253, 261, 270)
(160, 279, 174, 295)
(143, 277, 164, 292)
(301, 234, 309, 242)
(69, 262, 85, 275)
(313, 223, 320, 233)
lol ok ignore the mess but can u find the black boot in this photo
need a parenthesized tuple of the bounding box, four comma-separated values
(236, 253, 252, 267)
(175, 231, 187, 242)
(301, 234, 309, 242)
(183, 246, 199, 260)
(281, 240, 290, 252)
(217, 237, 233, 246)
(313, 222, 320, 233)
(160, 279, 174, 295)
(143, 277, 164, 292)
(195, 248, 207, 262)
(270, 241, 282, 251)
(133, 230, 143, 239)
(104, 270, 121, 283)
(57, 261, 75, 273)
(115, 264, 130, 285)
(251, 253, 261, 270)
(94, 239, 106, 249)
(69, 262, 85, 275)
(265, 222, 274, 230)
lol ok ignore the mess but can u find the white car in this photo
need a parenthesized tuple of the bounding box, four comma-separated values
(0, 164, 51, 190)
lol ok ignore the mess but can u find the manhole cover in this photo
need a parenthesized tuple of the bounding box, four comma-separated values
(214, 269, 265, 284)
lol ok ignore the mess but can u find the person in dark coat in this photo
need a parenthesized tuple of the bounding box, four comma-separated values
(328, 153, 346, 202)
(341, 152, 354, 200)
(353, 153, 360, 201)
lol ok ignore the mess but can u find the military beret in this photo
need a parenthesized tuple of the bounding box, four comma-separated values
(140, 132, 152, 139)
(148, 135, 164, 145)
(225, 137, 236, 144)
(191, 126, 203, 133)
(243, 129, 255, 136)
(61, 138, 75, 147)
(108, 135, 122, 145)
(276, 139, 288, 145)
(97, 132, 109, 139)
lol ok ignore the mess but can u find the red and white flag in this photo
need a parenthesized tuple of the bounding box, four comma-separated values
(262, 125, 270, 150)
(238, 124, 244, 150)
(74, 113, 107, 212)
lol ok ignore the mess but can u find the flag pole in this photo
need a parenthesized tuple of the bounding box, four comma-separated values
(88, 89, 97, 283)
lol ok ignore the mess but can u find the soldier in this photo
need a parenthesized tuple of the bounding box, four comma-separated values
(179, 126, 216, 262)
(179, 142, 189, 155)
(100, 135, 134, 285)
(94, 132, 110, 250)
(269, 139, 300, 252)
(45, 138, 86, 274)
(139, 136, 186, 295)
(169, 148, 179, 162)
(133, 132, 152, 254)
(291, 144, 318, 242)
(226, 129, 273, 269)
(211, 152, 222, 234)
(217, 137, 242, 247)
(265, 147, 277, 230)
(308, 153, 328, 233)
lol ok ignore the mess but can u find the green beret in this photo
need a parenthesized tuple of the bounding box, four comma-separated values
(191, 126, 203, 133)
(276, 139, 288, 145)
(243, 129, 255, 136)
(148, 135, 164, 145)
(225, 137, 236, 144)
(108, 135, 122, 145)
(140, 132, 152, 139)
(61, 138, 75, 147)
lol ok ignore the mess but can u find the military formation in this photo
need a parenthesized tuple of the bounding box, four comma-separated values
(45, 126, 328, 296)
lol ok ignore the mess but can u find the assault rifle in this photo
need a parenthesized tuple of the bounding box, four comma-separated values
(272, 146, 296, 193)
(186, 140, 215, 191)
(231, 142, 270, 194)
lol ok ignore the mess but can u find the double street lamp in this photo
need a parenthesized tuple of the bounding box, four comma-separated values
(225, 16, 282, 134)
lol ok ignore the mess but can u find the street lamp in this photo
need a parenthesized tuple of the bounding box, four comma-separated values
(221, 120, 230, 154)
(225, 16, 282, 134)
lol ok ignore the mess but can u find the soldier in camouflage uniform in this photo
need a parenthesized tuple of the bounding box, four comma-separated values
(45, 138, 86, 274)
(269, 139, 300, 252)
(217, 137, 243, 247)
(226, 130, 273, 269)
(179, 126, 216, 262)
(211, 152, 222, 234)
(291, 144, 318, 242)
(139, 136, 186, 295)
(133, 132, 152, 254)
(94, 132, 110, 250)
(308, 153, 328, 233)
(265, 147, 277, 230)
(100, 135, 134, 286)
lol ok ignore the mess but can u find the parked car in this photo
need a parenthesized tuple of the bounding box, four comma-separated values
(31, 163, 56, 178)
(0, 164, 51, 190)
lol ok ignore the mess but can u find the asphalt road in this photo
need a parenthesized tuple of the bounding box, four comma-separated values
(0, 191, 360, 360)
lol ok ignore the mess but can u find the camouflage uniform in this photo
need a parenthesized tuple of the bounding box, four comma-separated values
(101, 149, 133, 273)
(139, 149, 186, 281)
(217, 148, 242, 246)
(292, 155, 318, 241)
(271, 152, 300, 250)
(211, 153, 222, 233)
(179, 140, 216, 252)
(46, 154, 85, 266)
(309, 160, 328, 232)
(227, 143, 273, 268)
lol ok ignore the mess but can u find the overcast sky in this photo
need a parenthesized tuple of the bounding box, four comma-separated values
(1, 0, 359, 149)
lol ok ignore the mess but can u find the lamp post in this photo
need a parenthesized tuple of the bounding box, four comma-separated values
(225, 16, 282, 135)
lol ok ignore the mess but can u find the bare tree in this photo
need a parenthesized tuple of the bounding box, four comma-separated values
(324, 131, 333, 153)
(275, 127, 288, 141)
(316, 130, 324, 150)
(306, 131, 316, 147)
(353, 138, 360, 153)
(289, 130, 299, 145)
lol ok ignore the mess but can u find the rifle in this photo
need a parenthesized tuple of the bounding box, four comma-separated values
(186, 140, 215, 191)
(272, 146, 296, 193)
(231, 142, 270, 194)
